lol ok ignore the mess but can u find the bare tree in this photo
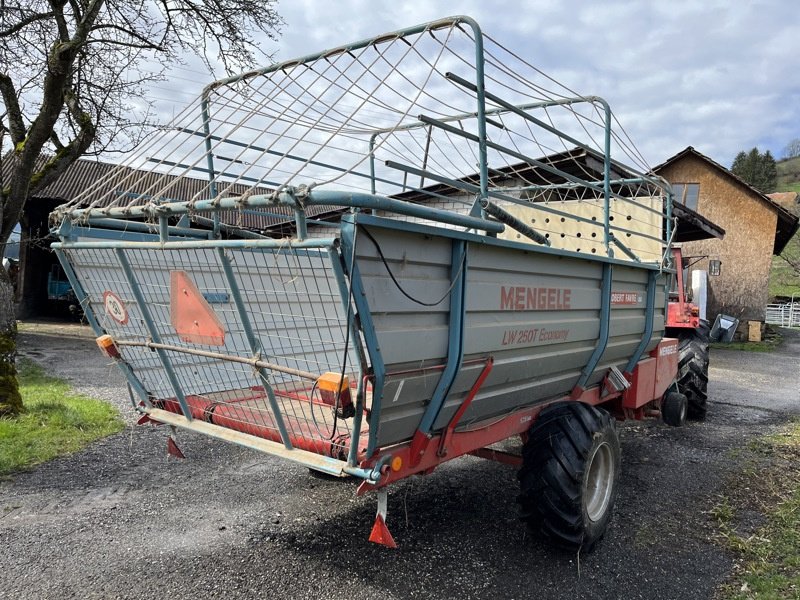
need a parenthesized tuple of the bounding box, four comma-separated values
(782, 138, 800, 160)
(0, 0, 282, 415)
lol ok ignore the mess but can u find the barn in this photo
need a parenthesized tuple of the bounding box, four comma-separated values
(654, 146, 799, 326)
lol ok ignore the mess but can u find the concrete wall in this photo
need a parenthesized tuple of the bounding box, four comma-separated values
(658, 154, 777, 322)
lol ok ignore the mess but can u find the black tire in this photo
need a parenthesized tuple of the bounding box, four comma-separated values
(662, 391, 688, 427)
(667, 319, 710, 420)
(517, 402, 621, 551)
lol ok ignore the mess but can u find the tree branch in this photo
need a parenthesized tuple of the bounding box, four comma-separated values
(0, 74, 25, 145)
(0, 10, 56, 38)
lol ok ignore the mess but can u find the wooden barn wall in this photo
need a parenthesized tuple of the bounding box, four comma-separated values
(659, 155, 777, 322)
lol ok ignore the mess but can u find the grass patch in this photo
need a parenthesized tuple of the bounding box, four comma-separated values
(0, 358, 124, 476)
(710, 328, 783, 352)
(715, 420, 800, 599)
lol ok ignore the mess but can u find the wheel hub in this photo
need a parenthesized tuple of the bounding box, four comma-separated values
(585, 441, 614, 522)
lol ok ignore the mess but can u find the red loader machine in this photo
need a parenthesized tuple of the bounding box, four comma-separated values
(52, 17, 720, 551)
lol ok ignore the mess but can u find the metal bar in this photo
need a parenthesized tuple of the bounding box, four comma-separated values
(417, 114, 606, 196)
(624, 270, 658, 375)
(145, 408, 372, 479)
(158, 216, 169, 243)
(200, 98, 220, 237)
(115, 249, 193, 421)
(116, 339, 319, 381)
(385, 159, 603, 228)
(419, 124, 433, 189)
(480, 200, 550, 246)
(86, 218, 210, 239)
(610, 236, 641, 262)
(445, 72, 666, 190)
(339, 218, 386, 456)
(294, 208, 308, 240)
(148, 157, 283, 188)
(437, 357, 494, 457)
(464, 16, 490, 204)
(467, 447, 522, 467)
(572, 262, 613, 396)
(408, 239, 467, 467)
(600, 97, 612, 255)
(326, 244, 370, 467)
(188, 215, 267, 239)
(203, 16, 471, 93)
(174, 130, 398, 190)
(326, 247, 368, 371)
(216, 247, 294, 449)
(63, 190, 505, 234)
(52, 238, 339, 251)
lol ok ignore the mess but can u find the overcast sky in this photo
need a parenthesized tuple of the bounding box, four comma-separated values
(151, 0, 799, 170)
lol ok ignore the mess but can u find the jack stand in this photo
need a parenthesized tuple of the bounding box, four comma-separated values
(368, 489, 397, 548)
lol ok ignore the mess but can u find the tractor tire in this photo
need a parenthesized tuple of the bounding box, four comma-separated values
(517, 402, 621, 552)
(668, 319, 710, 421)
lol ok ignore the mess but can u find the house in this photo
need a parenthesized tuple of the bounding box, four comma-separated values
(654, 147, 799, 325)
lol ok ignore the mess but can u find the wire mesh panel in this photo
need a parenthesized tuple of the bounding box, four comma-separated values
(53, 16, 670, 264)
(63, 243, 366, 459)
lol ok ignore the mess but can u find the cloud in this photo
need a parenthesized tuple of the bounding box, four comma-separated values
(150, 0, 800, 170)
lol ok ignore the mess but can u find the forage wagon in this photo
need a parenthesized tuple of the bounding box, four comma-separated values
(51, 16, 712, 549)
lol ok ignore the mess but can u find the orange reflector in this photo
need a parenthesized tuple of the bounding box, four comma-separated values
(170, 271, 225, 346)
(390, 456, 403, 472)
(368, 514, 397, 548)
(317, 372, 349, 393)
(96, 335, 120, 359)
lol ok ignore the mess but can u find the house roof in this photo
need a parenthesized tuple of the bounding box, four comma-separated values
(767, 191, 799, 215)
(653, 146, 799, 254)
(1, 156, 340, 233)
(392, 146, 724, 242)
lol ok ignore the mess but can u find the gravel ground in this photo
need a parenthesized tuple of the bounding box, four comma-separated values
(2, 323, 799, 600)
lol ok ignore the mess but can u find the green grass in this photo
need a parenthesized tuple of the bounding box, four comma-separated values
(0, 359, 124, 476)
(710, 329, 782, 352)
(775, 182, 800, 194)
(716, 421, 800, 599)
(769, 158, 800, 299)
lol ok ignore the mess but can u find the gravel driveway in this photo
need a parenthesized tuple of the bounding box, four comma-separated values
(2, 324, 799, 600)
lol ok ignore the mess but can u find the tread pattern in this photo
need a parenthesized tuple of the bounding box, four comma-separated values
(668, 319, 710, 420)
(517, 402, 619, 551)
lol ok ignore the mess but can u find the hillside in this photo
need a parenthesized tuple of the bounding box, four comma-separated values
(769, 156, 800, 299)
(776, 156, 800, 194)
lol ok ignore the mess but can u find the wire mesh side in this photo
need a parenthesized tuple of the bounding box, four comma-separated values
(63, 244, 367, 459)
(53, 16, 670, 264)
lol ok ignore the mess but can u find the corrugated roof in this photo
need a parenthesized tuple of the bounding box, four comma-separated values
(1, 155, 339, 231)
(653, 146, 799, 254)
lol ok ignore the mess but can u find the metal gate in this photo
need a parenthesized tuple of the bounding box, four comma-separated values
(766, 301, 800, 327)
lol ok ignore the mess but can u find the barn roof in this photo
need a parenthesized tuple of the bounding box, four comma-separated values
(1, 156, 341, 232)
(653, 146, 799, 254)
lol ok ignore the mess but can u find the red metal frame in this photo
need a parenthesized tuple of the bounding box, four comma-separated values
(666, 247, 700, 329)
(356, 338, 679, 494)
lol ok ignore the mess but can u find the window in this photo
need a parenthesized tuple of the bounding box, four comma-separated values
(672, 183, 700, 211)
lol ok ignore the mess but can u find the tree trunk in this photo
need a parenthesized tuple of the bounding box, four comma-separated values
(0, 269, 22, 416)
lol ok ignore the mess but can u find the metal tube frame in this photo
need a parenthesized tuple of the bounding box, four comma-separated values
(624, 270, 659, 374)
(115, 249, 194, 420)
(216, 247, 293, 449)
(572, 263, 613, 395)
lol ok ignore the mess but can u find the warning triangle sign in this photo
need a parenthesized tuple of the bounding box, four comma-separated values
(170, 271, 226, 346)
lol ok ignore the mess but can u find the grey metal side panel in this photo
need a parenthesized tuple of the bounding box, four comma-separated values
(356, 224, 666, 447)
